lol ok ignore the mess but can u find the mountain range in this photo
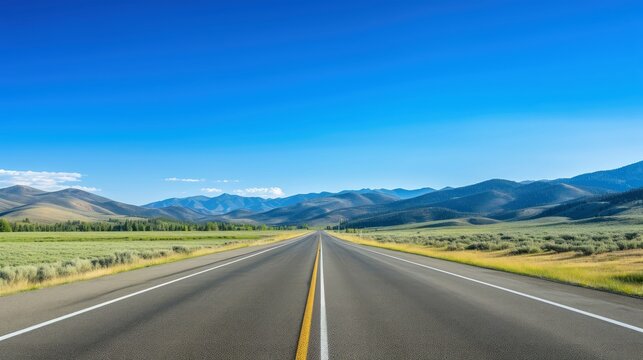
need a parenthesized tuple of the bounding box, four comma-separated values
(1, 161, 642, 227)
(143, 187, 435, 215)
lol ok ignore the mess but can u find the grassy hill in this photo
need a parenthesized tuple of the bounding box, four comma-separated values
(0, 186, 205, 223)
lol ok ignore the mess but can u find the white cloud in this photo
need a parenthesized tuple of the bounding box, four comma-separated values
(215, 179, 240, 183)
(201, 187, 223, 193)
(233, 187, 285, 198)
(69, 185, 101, 192)
(0, 169, 99, 192)
(164, 177, 204, 183)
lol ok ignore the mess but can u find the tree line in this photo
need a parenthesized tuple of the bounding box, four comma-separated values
(0, 218, 304, 232)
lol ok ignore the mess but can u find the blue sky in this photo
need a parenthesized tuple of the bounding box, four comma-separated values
(1, 0, 642, 204)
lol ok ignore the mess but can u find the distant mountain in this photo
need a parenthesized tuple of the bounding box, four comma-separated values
(535, 188, 643, 220)
(144, 188, 432, 215)
(305, 180, 593, 227)
(340, 187, 435, 200)
(234, 192, 399, 225)
(145, 194, 276, 214)
(555, 161, 643, 192)
(144, 191, 337, 215)
(0, 185, 206, 223)
(390, 179, 523, 211)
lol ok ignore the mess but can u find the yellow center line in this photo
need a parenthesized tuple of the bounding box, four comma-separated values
(295, 239, 321, 360)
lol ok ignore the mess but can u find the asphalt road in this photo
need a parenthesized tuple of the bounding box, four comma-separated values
(0, 231, 641, 359)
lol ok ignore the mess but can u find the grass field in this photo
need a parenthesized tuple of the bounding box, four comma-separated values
(0, 230, 308, 296)
(331, 218, 643, 296)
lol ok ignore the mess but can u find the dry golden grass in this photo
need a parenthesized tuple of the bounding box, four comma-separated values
(331, 232, 643, 297)
(0, 231, 309, 297)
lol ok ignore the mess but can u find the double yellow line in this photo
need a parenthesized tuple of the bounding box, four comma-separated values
(295, 240, 321, 360)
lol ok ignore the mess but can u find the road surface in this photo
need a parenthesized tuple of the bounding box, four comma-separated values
(0, 231, 641, 359)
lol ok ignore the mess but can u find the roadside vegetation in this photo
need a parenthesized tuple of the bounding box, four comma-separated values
(0, 230, 308, 296)
(332, 218, 643, 296)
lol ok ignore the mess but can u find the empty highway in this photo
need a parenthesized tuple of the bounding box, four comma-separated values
(0, 231, 641, 359)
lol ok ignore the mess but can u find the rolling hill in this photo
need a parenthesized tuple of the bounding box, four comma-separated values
(343, 207, 469, 228)
(0, 186, 205, 223)
(238, 192, 399, 225)
(535, 188, 643, 219)
(554, 160, 643, 192)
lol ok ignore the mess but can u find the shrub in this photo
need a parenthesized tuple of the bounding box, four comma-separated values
(114, 251, 138, 264)
(624, 232, 639, 240)
(16, 266, 38, 282)
(488, 242, 513, 251)
(139, 249, 166, 259)
(541, 243, 571, 253)
(465, 242, 490, 251)
(574, 245, 595, 256)
(36, 265, 57, 281)
(172, 245, 191, 253)
(0, 267, 16, 282)
(510, 245, 540, 255)
(446, 243, 463, 251)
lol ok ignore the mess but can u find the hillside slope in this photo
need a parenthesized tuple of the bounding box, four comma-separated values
(244, 192, 398, 225)
(0, 186, 205, 223)
(555, 160, 643, 192)
(535, 188, 643, 219)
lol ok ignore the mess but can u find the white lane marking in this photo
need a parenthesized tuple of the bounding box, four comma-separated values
(0, 235, 309, 343)
(334, 237, 643, 334)
(320, 236, 329, 360)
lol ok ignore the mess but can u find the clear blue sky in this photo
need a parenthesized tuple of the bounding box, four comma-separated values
(1, 0, 642, 204)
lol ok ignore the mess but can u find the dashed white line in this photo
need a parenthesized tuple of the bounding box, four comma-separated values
(0, 235, 307, 343)
(334, 236, 643, 334)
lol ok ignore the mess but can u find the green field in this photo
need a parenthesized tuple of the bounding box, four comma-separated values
(335, 217, 643, 296)
(0, 230, 306, 295)
(0, 231, 280, 267)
